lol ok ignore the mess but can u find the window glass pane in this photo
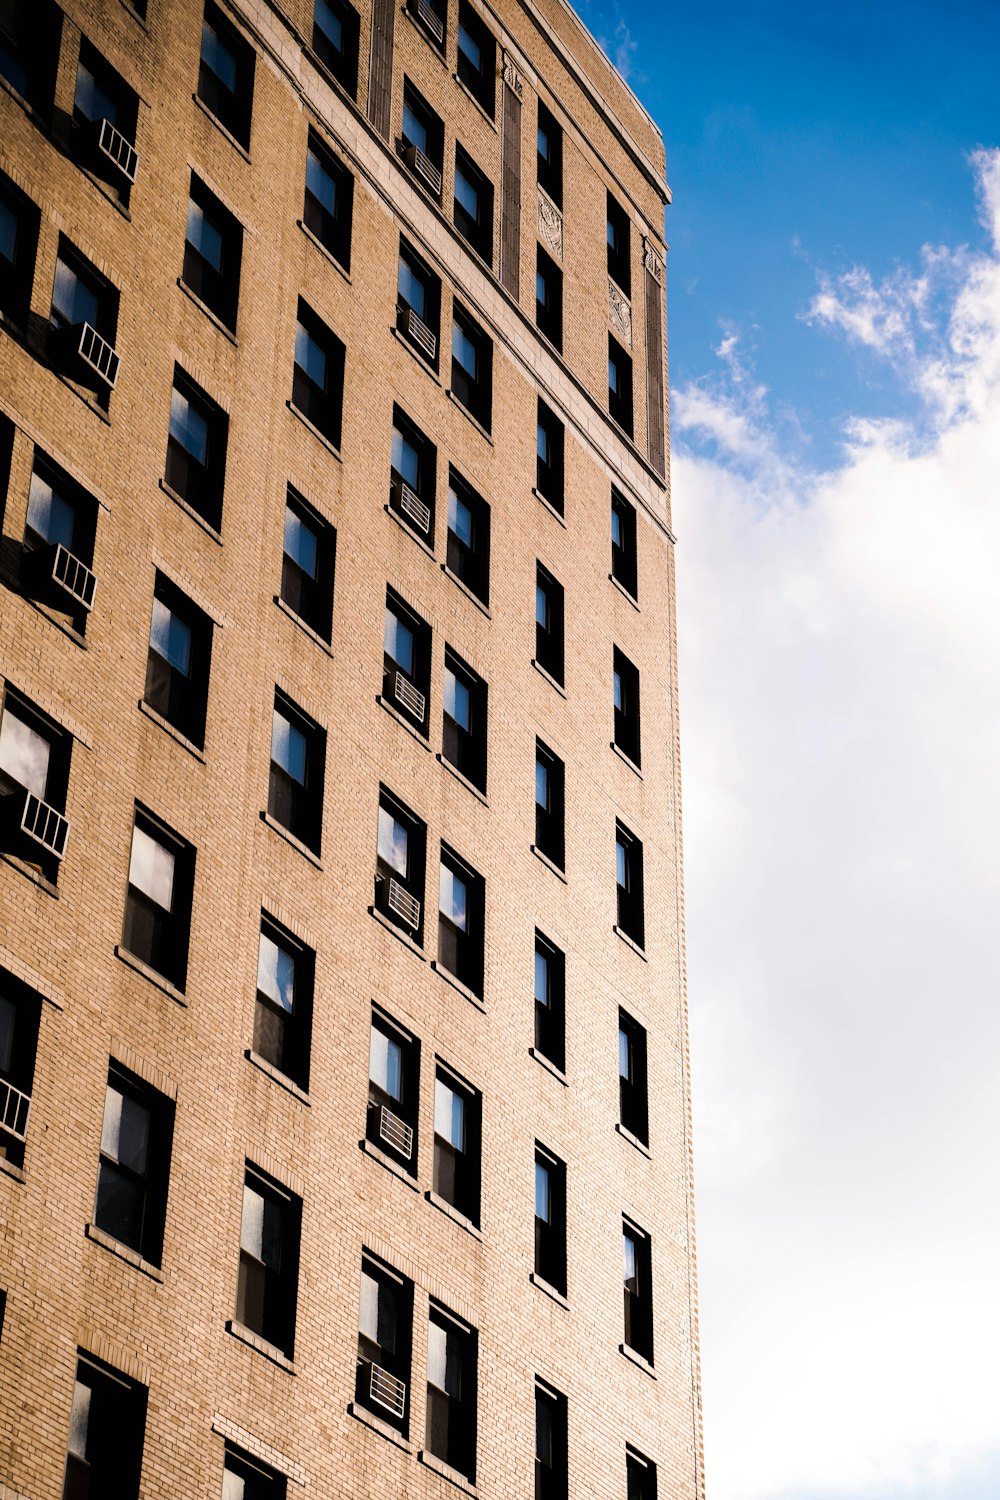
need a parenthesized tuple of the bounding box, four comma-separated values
(315, 0, 343, 50)
(458, 21, 480, 69)
(170, 387, 209, 464)
(129, 824, 175, 910)
(0, 199, 18, 264)
(444, 669, 470, 730)
(391, 427, 420, 489)
(369, 1027, 402, 1100)
(0, 710, 50, 798)
(258, 930, 295, 1013)
(537, 422, 549, 464)
(186, 199, 224, 272)
(453, 323, 477, 378)
(435, 1078, 464, 1148)
(398, 258, 426, 319)
(52, 258, 98, 328)
(616, 837, 627, 889)
(428, 1321, 462, 1396)
(609, 355, 619, 394)
(536, 269, 547, 307)
(614, 669, 623, 711)
(534, 949, 548, 1006)
(535, 757, 549, 809)
(295, 322, 326, 388)
(271, 710, 307, 784)
(455, 168, 478, 220)
(150, 598, 192, 677)
(402, 100, 427, 154)
(359, 1269, 379, 1343)
(384, 609, 415, 675)
(619, 1027, 631, 1079)
(284, 506, 318, 577)
(377, 807, 408, 875)
(202, 21, 237, 90)
(241, 1185, 283, 1268)
(538, 124, 550, 162)
(76, 62, 118, 124)
(439, 863, 467, 929)
(448, 489, 473, 546)
(306, 148, 337, 214)
(535, 1159, 551, 1221)
(535, 583, 548, 629)
(623, 1232, 637, 1286)
(0, 996, 14, 1075)
(67, 1380, 91, 1459)
(101, 1086, 150, 1174)
(612, 504, 622, 547)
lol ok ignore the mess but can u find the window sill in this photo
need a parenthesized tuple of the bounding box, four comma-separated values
(402, 3, 449, 64)
(24, 597, 88, 649)
(531, 660, 566, 699)
(260, 811, 323, 869)
(425, 1189, 482, 1241)
(138, 700, 207, 762)
(384, 501, 437, 560)
(530, 844, 567, 884)
(530, 1272, 568, 1309)
(391, 325, 442, 384)
(615, 1122, 651, 1158)
(114, 945, 188, 1006)
(274, 595, 335, 656)
(85, 1223, 163, 1282)
(158, 478, 223, 545)
(0, 852, 59, 899)
(452, 72, 498, 132)
(177, 278, 239, 345)
(619, 1343, 656, 1379)
(431, 960, 485, 1013)
(529, 1048, 567, 1086)
(76, 161, 132, 219)
(192, 93, 252, 161)
(53, 370, 112, 424)
(445, 389, 493, 446)
(348, 1401, 412, 1452)
(441, 563, 490, 617)
(532, 487, 566, 528)
(437, 754, 488, 807)
(286, 401, 343, 462)
(0, 1157, 26, 1185)
(245, 1050, 311, 1105)
(119, 0, 149, 29)
(360, 1136, 419, 1190)
(297, 218, 352, 283)
(418, 1449, 477, 1495)
(369, 905, 426, 959)
(303, 44, 361, 110)
(377, 694, 432, 750)
(226, 1320, 297, 1373)
(613, 925, 647, 961)
(610, 573, 640, 611)
(611, 742, 643, 779)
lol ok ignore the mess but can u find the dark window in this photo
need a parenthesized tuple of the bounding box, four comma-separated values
(607, 192, 631, 296)
(280, 487, 335, 642)
(0, 0, 61, 114)
(357, 1253, 412, 1432)
(0, 686, 71, 879)
(535, 246, 562, 350)
(446, 469, 490, 605)
(451, 303, 492, 432)
(254, 915, 314, 1092)
(611, 489, 638, 598)
(390, 406, 437, 543)
(0, 170, 40, 327)
(536, 400, 564, 514)
(143, 573, 213, 748)
(268, 691, 326, 855)
(0, 968, 42, 1170)
(292, 300, 345, 449)
(183, 175, 243, 331)
(534, 1145, 566, 1295)
(235, 1164, 301, 1357)
(623, 1221, 654, 1365)
(93, 1061, 174, 1266)
(198, 1, 255, 150)
(62, 1351, 147, 1500)
(627, 1449, 658, 1500)
(618, 1010, 648, 1146)
(535, 1381, 568, 1500)
(73, 41, 139, 204)
(536, 101, 562, 207)
(165, 366, 228, 532)
(303, 129, 353, 269)
(374, 788, 426, 942)
(383, 587, 431, 733)
(534, 563, 564, 685)
(399, 80, 444, 200)
(609, 336, 633, 438)
(20, 451, 98, 633)
(367, 1008, 420, 1169)
(312, 0, 360, 98)
(122, 806, 195, 991)
(426, 1304, 478, 1481)
(533, 932, 564, 1074)
(442, 647, 487, 793)
(534, 740, 565, 871)
(454, 145, 493, 265)
(433, 1065, 481, 1224)
(615, 822, 644, 950)
(409, 0, 446, 49)
(438, 845, 485, 998)
(613, 647, 641, 768)
(397, 237, 440, 368)
(49, 239, 119, 400)
(222, 1444, 287, 1500)
(456, 1, 495, 116)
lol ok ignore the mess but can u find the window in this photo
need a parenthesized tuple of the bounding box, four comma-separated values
(607, 192, 631, 296)
(535, 1381, 568, 1500)
(618, 1010, 649, 1146)
(165, 368, 227, 531)
(198, 0, 255, 149)
(367, 1008, 420, 1168)
(73, 41, 139, 202)
(235, 1165, 301, 1357)
(122, 806, 195, 991)
(399, 80, 444, 199)
(390, 406, 437, 542)
(609, 335, 634, 437)
(622, 1220, 654, 1365)
(183, 175, 243, 332)
(144, 573, 213, 748)
(454, 145, 493, 265)
(426, 1304, 477, 1481)
(312, 0, 360, 98)
(397, 237, 440, 367)
(0, 170, 40, 327)
(0, 686, 71, 877)
(222, 1444, 287, 1500)
(93, 1061, 174, 1266)
(22, 454, 98, 624)
(254, 915, 314, 1092)
(456, 1, 495, 116)
(534, 563, 564, 685)
(535, 247, 562, 350)
(374, 788, 426, 941)
(303, 129, 353, 269)
(615, 822, 644, 950)
(442, 648, 487, 793)
(292, 300, 345, 449)
(536, 400, 564, 514)
(451, 303, 492, 432)
(268, 691, 326, 855)
(446, 469, 490, 605)
(433, 1065, 481, 1223)
(409, 0, 446, 48)
(357, 1252, 412, 1431)
(0, 0, 60, 114)
(383, 588, 431, 733)
(280, 487, 335, 642)
(627, 1449, 658, 1500)
(0, 968, 42, 1170)
(533, 932, 564, 1074)
(438, 846, 485, 997)
(534, 740, 565, 871)
(536, 101, 562, 207)
(613, 647, 641, 768)
(50, 239, 119, 398)
(611, 489, 638, 598)
(534, 1145, 566, 1294)
(63, 1351, 147, 1500)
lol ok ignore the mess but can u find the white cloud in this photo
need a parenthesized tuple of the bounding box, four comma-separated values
(675, 148, 1000, 1500)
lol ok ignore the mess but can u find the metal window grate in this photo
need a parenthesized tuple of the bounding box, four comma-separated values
(405, 143, 443, 198)
(369, 1361, 406, 1419)
(75, 323, 120, 388)
(0, 1079, 31, 1142)
(399, 304, 437, 361)
(415, 0, 444, 44)
(379, 1104, 414, 1159)
(97, 117, 139, 184)
(387, 877, 421, 930)
(395, 478, 431, 535)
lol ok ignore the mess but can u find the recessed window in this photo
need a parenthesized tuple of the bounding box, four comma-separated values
(442, 647, 487, 793)
(397, 236, 440, 367)
(235, 1164, 301, 1357)
(292, 300, 345, 449)
(390, 406, 437, 542)
(383, 587, 431, 733)
(536, 399, 564, 514)
(438, 845, 485, 997)
(534, 739, 565, 871)
(0, 170, 40, 327)
(73, 40, 139, 203)
(183, 174, 243, 332)
(454, 144, 493, 265)
(456, 1, 495, 116)
(611, 489, 638, 598)
(312, 0, 360, 98)
(375, 787, 426, 941)
(303, 129, 354, 269)
(94, 1061, 174, 1266)
(198, 0, 255, 150)
(0, 0, 61, 113)
(434, 1064, 481, 1223)
(367, 1008, 420, 1168)
(446, 469, 490, 605)
(0, 968, 42, 1171)
(358, 1252, 413, 1431)
(165, 366, 228, 532)
(451, 302, 492, 432)
(399, 79, 444, 199)
(426, 1304, 478, 1481)
(534, 563, 564, 685)
(613, 647, 641, 768)
(623, 1220, 654, 1365)
(122, 806, 195, 991)
(627, 1448, 658, 1500)
(619, 1010, 649, 1146)
(268, 691, 326, 855)
(49, 238, 120, 400)
(615, 821, 644, 950)
(0, 686, 71, 878)
(223, 1444, 287, 1499)
(254, 915, 314, 1092)
(280, 487, 335, 643)
(535, 246, 562, 350)
(533, 932, 565, 1073)
(21, 451, 98, 631)
(536, 100, 562, 207)
(409, 0, 446, 49)
(608, 335, 634, 438)
(63, 1351, 147, 1500)
(144, 573, 213, 748)
(534, 1145, 566, 1294)
(535, 1380, 568, 1500)
(607, 191, 631, 296)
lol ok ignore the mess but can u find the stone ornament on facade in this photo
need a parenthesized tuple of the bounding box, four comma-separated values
(538, 188, 564, 260)
(643, 236, 664, 283)
(609, 277, 633, 347)
(502, 50, 523, 98)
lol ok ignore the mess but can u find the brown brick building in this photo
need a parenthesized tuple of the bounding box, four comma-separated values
(0, 0, 701, 1493)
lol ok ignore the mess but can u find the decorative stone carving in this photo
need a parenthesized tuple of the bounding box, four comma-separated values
(538, 189, 563, 261)
(502, 50, 523, 98)
(643, 237, 663, 284)
(608, 278, 632, 347)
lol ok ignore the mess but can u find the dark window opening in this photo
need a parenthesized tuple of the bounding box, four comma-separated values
(536, 101, 562, 207)
(399, 80, 444, 200)
(236, 1164, 301, 1357)
(268, 691, 326, 855)
(627, 1448, 658, 1500)
(609, 335, 633, 438)
(426, 1304, 478, 1481)
(49, 239, 119, 402)
(397, 237, 440, 368)
(0, 969, 42, 1171)
(607, 192, 631, 297)
(0, 685, 71, 880)
(143, 572, 213, 748)
(254, 915, 314, 1092)
(0, 0, 61, 115)
(535, 246, 562, 350)
(62, 1351, 147, 1500)
(390, 406, 437, 544)
(534, 1146, 566, 1295)
(357, 1253, 413, 1432)
(122, 805, 195, 991)
(303, 129, 354, 269)
(611, 489, 638, 598)
(613, 647, 641, 768)
(374, 787, 426, 943)
(183, 174, 243, 331)
(535, 400, 564, 514)
(292, 300, 345, 448)
(93, 1061, 174, 1266)
(21, 451, 98, 633)
(223, 1444, 287, 1500)
(442, 647, 487, 794)
(73, 41, 139, 203)
(367, 1008, 420, 1169)
(165, 366, 228, 532)
(438, 845, 485, 998)
(312, 0, 360, 98)
(280, 487, 335, 643)
(533, 932, 565, 1074)
(454, 144, 493, 265)
(623, 1221, 654, 1365)
(535, 1381, 568, 1500)
(615, 822, 644, 950)
(451, 302, 492, 432)
(534, 739, 565, 870)
(383, 587, 431, 733)
(0, 170, 40, 327)
(446, 469, 490, 605)
(618, 1010, 649, 1147)
(456, 2, 495, 116)
(408, 0, 446, 50)
(433, 1064, 481, 1224)
(534, 563, 564, 685)
(198, 0, 255, 149)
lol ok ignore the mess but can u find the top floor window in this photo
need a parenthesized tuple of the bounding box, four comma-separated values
(73, 41, 140, 201)
(198, 0, 255, 150)
(456, 1, 495, 117)
(537, 101, 562, 207)
(607, 191, 631, 296)
(312, 0, 360, 98)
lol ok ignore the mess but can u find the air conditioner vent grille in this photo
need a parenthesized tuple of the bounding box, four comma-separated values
(369, 1361, 406, 1419)
(0, 1079, 31, 1143)
(74, 322, 120, 388)
(379, 1104, 414, 1158)
(387, 877, 421, 930)
(97, 117, 139, 184)
(415, 0, 445, 44)
(21, 791, 70, 860)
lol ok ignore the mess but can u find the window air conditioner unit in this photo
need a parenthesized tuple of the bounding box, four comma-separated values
(397, 303, 437, 361)
(379, 1104, 414, 1159)
(403, 142, 442, 198)
(1, 787, 70, 861)
(368, 1361, 407, 1420)
(386, 875, 420, 930)
(389, 668, 426, 722)
(95, 117, 139, 184)
(391, 473, 431, 535)
(70, 322, 120, 389)
(415, 0, 445, 45)
(0, 1078, 31, 1143)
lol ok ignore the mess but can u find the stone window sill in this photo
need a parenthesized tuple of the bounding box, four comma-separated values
(611, 742, 643, 779)
(437, 754, 488, 806)
(615, 1122, 651, 1158)
(114, 945, 187, 1006)
(529, 1048, 567, 1086)
(158, 478, 223, 544)
(610, 573, 640, 610)
(532, 486, 566, 527)
(530, 1272, 568, 1309)
(619, 1342, 656, 1379)
(177, 278, 239, 345)
(138, 699, 207, 762)
(384, 500, 437, 559)
(531, 844, 567, 884)
(348, 1401, 412, 1451)
(245, 1050, 310, 1104)
(297, 218, 352, 282)
(286, 401, 343, 462)
(613, 924, 647, 961)
(360, 1136, 419, 1190)
(192, 92, 252, 161)
(369, 905, 426, 959)
(260, 811, 323, 869)
(418, 1449, 478, 1494)
(25, 596, 88, 648)
(274, 595, 335, 656)
(431, 960, 485, 1013)
(85, 1223, 163, 1282)
(441, 563, 491, 617)
(0, 1157, 26, 1185)
(391, 325, 442, 383)
(445, 389, 493, 445)
(226, 1319, 297, 1373)
(531, 659, 566, 698)
(425, 1189, 482, 1241)
(0, 852, 59, 898)
(377, 693, 432, 750)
